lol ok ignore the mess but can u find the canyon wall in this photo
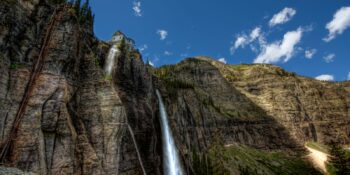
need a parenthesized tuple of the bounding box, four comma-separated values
(0, 1, 349, 175)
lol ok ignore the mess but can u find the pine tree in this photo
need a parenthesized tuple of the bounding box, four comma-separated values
(118, 38, 128, 56)
(74, 0, 81, 14)
(80, 0, 89, 22)
(327, 142, 350, 175)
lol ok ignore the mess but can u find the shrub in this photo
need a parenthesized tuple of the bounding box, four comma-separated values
(326, 142, 350, 175)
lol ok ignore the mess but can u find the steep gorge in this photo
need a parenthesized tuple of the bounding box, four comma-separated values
(0, 1, 349, 175)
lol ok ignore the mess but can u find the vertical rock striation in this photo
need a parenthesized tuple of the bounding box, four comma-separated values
(0, 1, 161, 174)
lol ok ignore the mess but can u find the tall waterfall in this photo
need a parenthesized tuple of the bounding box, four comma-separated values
(104, 44, 120, 75)
(156, 90, 184, 175)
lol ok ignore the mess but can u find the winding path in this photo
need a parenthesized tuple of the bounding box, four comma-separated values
(306, 146, 328, 174)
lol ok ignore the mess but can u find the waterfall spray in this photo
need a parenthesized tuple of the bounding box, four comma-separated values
(104, 44, 120, 75)
(156, 90, 184, 175)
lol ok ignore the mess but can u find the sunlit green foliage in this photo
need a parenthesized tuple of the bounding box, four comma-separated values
(206, 144, 321, 175)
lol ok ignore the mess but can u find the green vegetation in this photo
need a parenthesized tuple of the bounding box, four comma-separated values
(9, 63, 26, 70)
(117, 38, 141, 60)
(94, 56, 101, 67)
(205, 144, 321, 175)
(153, 65, 177, 78)
(275, 68, 297, 77)
(306, 141, 329, 154)
(192, 152, 217, 175)
(229, 64, 252, 72)
(103, 75, 112, 81)
(162, 78, 194, 99)
(201, 96, 221, 113)
(227, 64, 296, 80)
(67, 0, 94, 26)
(154, 64, 195, 99)
(326, 142, 350, 175)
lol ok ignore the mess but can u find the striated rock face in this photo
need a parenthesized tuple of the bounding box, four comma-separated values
(0, 1, 161, 175)
(154, 58, 304, 174)
(205, 58, 350, 145)
(0, 1, 348, 175)
(154, 57, 349, 174)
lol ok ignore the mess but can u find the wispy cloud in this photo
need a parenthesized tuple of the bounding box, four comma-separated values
(324, 7, 350, 42)
(250, 27, 261, 40)
(138, 44, 148, 52)
(157, 30, 168, 40)
(269, 7, 296, 27)
(218, 58, 227, 64)
(230, 27, 261, 54)
(254, 27, 304, 64)
(164, 51, 173, 56)
(231, 36, 248, 53)
(305, 49, 317, 59)
(323, 53, 335, 63)
(132, 1, 142, 17)
(315, 74, 334, 81)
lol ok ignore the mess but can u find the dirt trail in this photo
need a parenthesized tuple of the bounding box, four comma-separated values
(306, 146, 328, 174)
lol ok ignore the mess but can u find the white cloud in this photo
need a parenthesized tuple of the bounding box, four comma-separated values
(230, 27, 261, 54)
(254, 27, 303, 64)
(164, 51, 172, 56)
(348, 72, 350, 80)
(231, 35, 248, 53)
(218, 58, 227, 64)
(138, 44, 148, 52)
(269, 7, 296, 27)
(157, 30, 168, 40)
(323, 53, 335, 63)
(324, 7, 350, 42)
(132, 1, 142, 17)
(315, 74, 334, 81)
(305, 49, 317, 59)
(250, 27, 261, 40)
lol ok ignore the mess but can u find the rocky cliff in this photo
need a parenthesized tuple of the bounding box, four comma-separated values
(0, 1, 161, 174)
(0, 1, 349, 175)
(154, 57, 349, 174)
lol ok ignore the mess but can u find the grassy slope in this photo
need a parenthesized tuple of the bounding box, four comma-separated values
(207, 144, 321, 175)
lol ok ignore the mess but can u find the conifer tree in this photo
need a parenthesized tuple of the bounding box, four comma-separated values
(80, 0, 89, 20)
(74, 0, 81, 15)
(327, 142, 350, 175)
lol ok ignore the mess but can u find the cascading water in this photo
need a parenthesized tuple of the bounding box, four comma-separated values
(104, 44, 120, 75)
(156, 90, 184, 175)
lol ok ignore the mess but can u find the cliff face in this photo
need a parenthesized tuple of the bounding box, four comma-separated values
(0, 1, 161, 175)
(154, 57, 349, 174)
(207, 59, 350, 145)
(0, 1, 349, 175)
(154, 58, 301, 150)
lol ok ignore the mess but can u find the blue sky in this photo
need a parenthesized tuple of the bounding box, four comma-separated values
(89, 0, 350, 81)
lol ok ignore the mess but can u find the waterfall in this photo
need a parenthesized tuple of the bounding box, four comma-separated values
(104, 44, 120, 75)
(156, 90, 184, 175)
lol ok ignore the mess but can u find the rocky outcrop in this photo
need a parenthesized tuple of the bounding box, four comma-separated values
(0, 1, 348, 175)
(154, 58, 306, 174)
(206, 58, 350, 145)
(154, 57, 349, 174)
(0, 1, 161, 174)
